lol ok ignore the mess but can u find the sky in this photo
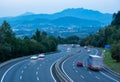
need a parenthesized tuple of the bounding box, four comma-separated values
(0, 0, 120, 17)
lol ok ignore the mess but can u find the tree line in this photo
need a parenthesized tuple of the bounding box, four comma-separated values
(80, 11, 120, 62)
(0, 21, 58, 62)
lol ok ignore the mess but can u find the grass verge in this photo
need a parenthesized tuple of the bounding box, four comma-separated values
(104, 50, 120, 74)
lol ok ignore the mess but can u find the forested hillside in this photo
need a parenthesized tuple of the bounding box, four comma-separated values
(0, 21, 57, 62)
(80, 11, 120, 62)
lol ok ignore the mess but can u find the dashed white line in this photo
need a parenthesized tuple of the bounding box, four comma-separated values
(75, 70, 78, 73)
(37, 77, 40, 81)
(21, 70, 24, 73)
(88, 71, 92, 74)
(80, 75, 85, 79)
(73, 66, 75, 69)
(27, 63, 30, 66)
(1, 60, 28, 82)
(37, 67, 39, 70)
(20, 75, 22, 80)
(24, 66, 27, 69)
(36, 71, 38, 75)
(95, 76, 100, 80)
(39, 64, 42, 66)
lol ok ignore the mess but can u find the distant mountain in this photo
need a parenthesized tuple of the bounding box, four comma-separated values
(53, 8, 112, 24)
(0, 8, 113, 38)
(20, 12, 34, 16)
(51, 16, 102, 26)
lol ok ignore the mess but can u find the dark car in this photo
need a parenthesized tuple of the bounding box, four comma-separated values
(76, 62, 84, 67)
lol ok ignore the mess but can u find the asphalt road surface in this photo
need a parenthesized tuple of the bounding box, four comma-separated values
(63, 46, 120, 82)
(0, 45, 120, 82)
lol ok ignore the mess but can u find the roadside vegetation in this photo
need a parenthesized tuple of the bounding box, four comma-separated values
(80, 11, 120, 63)
(0, 21, 57, 62)
(104, 50, 120, 74)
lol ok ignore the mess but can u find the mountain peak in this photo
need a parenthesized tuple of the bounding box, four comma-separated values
(21, 12, 34, 16)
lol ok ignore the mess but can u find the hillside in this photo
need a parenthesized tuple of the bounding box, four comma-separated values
(80, 11, 120, 62)
(0, 8, 112, 37)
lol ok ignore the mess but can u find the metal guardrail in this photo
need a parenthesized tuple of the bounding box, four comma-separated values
(53, 55, 73, 82)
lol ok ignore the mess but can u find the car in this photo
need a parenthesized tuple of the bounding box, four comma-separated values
(66, 48, 71, 52)
(84, 46, 88, 49)
(38, 54, 45, 58)
(77, 50, 81, 53)
(76, 62, 84, 67)
(87, 49, 91, 53)
(30, 55, 38, 60)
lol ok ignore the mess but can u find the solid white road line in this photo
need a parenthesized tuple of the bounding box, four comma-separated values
(62, 57, 74, 82)
(100, 72, 119, 82)
(50, 60, 57, 82)
(1, 60, 28, 82)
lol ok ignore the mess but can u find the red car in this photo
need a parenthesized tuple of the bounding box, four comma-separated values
(76, 62, 84, 67)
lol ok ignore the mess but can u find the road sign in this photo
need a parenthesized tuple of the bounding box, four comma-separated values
(105, 45, 110, 50)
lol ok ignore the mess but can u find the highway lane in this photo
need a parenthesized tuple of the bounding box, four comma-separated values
(63, 47, 120, 82)
(0, 45, 69, 82)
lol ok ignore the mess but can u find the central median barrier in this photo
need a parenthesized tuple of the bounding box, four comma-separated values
(52, 55, 73, 82)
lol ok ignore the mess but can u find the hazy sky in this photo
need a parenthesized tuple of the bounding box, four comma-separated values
(0, 0, 120, 17)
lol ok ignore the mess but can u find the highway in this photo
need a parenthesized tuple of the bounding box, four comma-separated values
(0, 45, 67, 82)
(0, 45, 120, 82)
(63, 46, 120, 82)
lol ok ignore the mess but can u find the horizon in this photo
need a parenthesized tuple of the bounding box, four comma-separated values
(0, 8, 118, 18)
(0, 0, 120, 17)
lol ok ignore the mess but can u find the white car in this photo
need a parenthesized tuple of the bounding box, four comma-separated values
(30, 55, 38, 60)
(87, 49, 91, 52)
(67, 48, 71, 52)
(38, 54, 45, 58)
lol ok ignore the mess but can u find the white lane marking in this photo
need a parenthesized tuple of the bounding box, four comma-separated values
(100, 72, 119, 82)
(95, 76, 100, 80)
(37, 77, 40, 81)
(27, 63, 30, 66)
(50, 60, 57, 82)
(88, 71, 92, 74)
(1, 60, 28, 82)
(39, 64, 42, 66)
(21, 70, 24, 74)
(80, 75, 84, 79)
(72, 63, 74, 66)
(20, 75, 22, 80)
(36, 71, 38, 75)
(73, 66, 75, 69)
(62, 57, 74, 82)
(75, 70, 78, 73)
(24, 66, 27, 69)
(37, 67, 39, 70)
(95, 49, 98, 55)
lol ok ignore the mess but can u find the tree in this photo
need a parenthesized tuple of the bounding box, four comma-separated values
(0, 20, 14, 43)
(111, 42, 120, 62)
(32, 29, 41, 42)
